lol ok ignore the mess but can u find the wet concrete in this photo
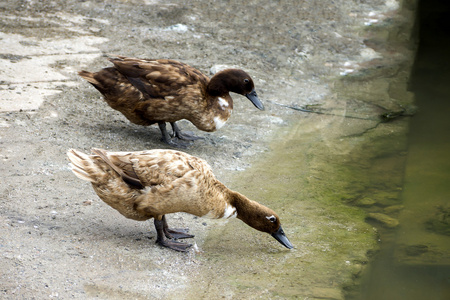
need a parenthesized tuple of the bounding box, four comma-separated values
(0, 0, 417, 299)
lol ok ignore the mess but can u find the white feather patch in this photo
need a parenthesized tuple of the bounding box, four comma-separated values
(218, 97, 229, 110)
(213, 116, 227, 130)
(202, 204, 237, 219)
(222, 203, 237, 219)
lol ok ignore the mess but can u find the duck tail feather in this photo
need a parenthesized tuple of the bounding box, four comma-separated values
(107, 54, 125, 62)
(78, 70, 100, 85)
(67, 149, 97, 183)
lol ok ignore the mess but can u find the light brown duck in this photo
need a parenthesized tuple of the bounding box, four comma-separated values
(67, 148, 293, 252)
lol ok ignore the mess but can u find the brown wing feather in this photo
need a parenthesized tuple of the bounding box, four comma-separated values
(122, 150, 213, 186)
(109, 57, 210, 98)
(92, 149, 144, 189)
(79, 56, 216, 127)
(93, 150, 207, 188)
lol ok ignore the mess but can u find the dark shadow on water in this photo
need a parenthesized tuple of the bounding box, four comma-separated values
(349, 1, 450, 299)
(359, 243, 450, 300)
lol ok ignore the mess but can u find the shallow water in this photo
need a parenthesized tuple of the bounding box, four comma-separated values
(350, 2, 450, 299)
(176, 113, 379, 299)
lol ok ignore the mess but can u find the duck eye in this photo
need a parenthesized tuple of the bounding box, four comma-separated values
(244, 78, 249, 83)
(266, 215, 277, 223)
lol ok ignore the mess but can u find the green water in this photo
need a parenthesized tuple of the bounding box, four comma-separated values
(351, 2, 450, 299)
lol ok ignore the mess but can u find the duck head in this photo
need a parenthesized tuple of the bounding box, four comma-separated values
(208, 69, 265, 110)
(234, 197, 293, 249)
(255, 213, 294, 249)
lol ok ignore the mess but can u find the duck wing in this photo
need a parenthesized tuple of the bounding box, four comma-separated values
(128, 150, 215, 186)
(94, 149, 214, 188)
(109, 56, 210, 99)
(91, 148, 144, 189)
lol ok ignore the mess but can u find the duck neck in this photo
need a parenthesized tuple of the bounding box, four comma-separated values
(228, 190, 278, 233)
(207, 71, 233, 97)
(229, 191, 258, 221)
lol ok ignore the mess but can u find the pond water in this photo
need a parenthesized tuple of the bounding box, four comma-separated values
(350, 2, 450, 299)
(177, 2, 450, 299)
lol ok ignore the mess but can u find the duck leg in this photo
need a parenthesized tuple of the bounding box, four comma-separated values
(170, 122, 204, 141)
(154, 218, 192, 252)
(158, 122, 189, 148)
(162, 215, 195, 240)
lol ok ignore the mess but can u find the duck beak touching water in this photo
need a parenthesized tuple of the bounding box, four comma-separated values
(67, 148, 294, 252)
(271, 226, 294, 249)
(245, 89, 265, 110)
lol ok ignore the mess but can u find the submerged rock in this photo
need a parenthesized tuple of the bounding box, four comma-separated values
(367, 213, 399, 228)
(355, 197, 376, 207)
(371, 191, 402, 207)
(425, 205, 450, 236)
(404, 244, 429, 256)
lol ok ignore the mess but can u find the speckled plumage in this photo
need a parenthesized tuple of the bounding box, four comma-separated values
(79, 56, 264, 147)
(67, 148, 293, 251)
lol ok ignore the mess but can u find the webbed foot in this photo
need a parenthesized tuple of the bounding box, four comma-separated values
(158, 122, 191, 148)
(157, 238, 192, 252)
(161, 137, 190, 149)
(154, 216, 194, 252)
(171, 122, 204, 141)
(164, 228, 195, 240)
(162, 216, 194, 239)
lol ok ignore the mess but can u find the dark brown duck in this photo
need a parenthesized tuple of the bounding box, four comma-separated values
(79, 56, 264, 147)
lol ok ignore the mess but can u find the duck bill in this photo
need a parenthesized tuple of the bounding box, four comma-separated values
(245, 89, 265, 110)
(271, 226, 294, 249)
